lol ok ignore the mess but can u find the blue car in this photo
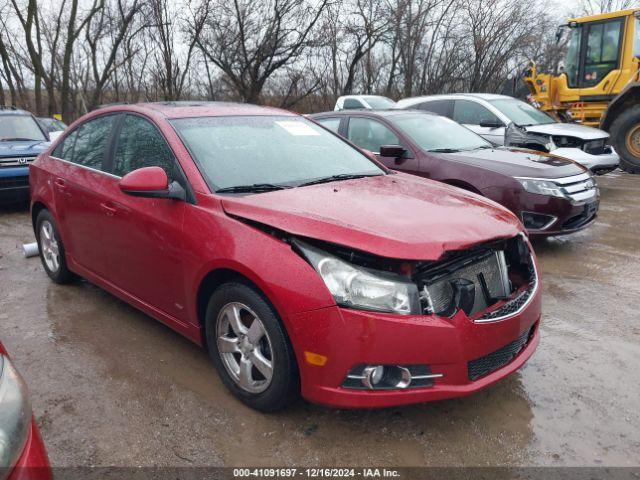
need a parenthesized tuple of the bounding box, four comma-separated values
(0, 107, 50, 203)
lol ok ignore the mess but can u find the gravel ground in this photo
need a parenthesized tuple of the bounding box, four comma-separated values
(0, 171, 639, 468)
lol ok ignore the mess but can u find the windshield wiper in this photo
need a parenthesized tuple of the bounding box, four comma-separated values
(298, 173, 382, 187)
(0, 137, 39, 142)
(215, 183, 290, 194)
(427, 148, 460, 153)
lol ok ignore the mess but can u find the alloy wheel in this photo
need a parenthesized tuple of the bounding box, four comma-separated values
(216, 302, 274, 394)
(40, 220, 60, 273)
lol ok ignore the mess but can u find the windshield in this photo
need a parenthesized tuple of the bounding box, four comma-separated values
(171, 115, 384, 191)
(0, 115, 47, 141)
(364, 96, 396, 109)
(389, 113, 491, 152)
(489, 99, 556, 126)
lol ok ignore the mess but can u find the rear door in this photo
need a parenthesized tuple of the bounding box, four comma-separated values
(345, 116, 421, 176)
(99, 113, 189, 320)
(50, 114, 119, 277)
(453, 99, 505, 145)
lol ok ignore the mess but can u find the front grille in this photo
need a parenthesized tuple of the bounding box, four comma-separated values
(0, 156, 35, 168)
(0, 176, 29, 189)
(468, 326, 535, 381)
(583, 139, 607, 155)
(413, 235, 536, 320)
(552, 173, 597, 204)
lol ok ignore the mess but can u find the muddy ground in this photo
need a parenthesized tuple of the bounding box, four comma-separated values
(0, 172, 639, 468)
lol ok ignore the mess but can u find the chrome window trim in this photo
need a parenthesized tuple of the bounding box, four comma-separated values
(473, 253, 539, 324)
(49, 155, 121, 180)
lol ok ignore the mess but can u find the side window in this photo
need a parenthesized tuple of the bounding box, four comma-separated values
(347, 117, 400, 153)
(66, 115, 115, 170)
(113, 115, 176, 180)
(316, 118, 341, 133)
(53, 129, 79, 160)
(343, 98, 364, 110)
(635, 18, 640, 57)
(418, 100, 452, 117)
(583, 19, 623, 86)
(453, 100, 501, 125)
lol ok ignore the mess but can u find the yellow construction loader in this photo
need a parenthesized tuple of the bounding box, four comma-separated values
(525, 9, 640, 173)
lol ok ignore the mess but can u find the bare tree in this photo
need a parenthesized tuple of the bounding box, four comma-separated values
(194, 0, 329, 103)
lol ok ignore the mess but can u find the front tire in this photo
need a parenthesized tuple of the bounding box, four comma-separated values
(205, 281, 299, 412)
(609, 105, 640, 174)
(35, 209, 76, 284)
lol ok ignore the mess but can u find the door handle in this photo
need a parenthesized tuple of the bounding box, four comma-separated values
(54, 178, 71, 197)
(100, 202, 117, 216)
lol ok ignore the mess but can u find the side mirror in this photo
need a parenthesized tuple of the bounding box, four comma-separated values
(379, 144, 406, 160)
(479, 120, 504, 129)
(119, 166, 185, 201)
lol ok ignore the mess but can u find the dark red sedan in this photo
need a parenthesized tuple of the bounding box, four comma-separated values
(0, 342, 51, 480)
(30, 102, 540, 410)
(311, 110, 599, 236)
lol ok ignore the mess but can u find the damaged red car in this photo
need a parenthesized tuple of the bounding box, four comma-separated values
(0, 341, 52, 480)
(30, 102, 540, 411)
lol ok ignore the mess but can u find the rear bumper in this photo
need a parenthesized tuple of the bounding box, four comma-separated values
(287, 288, 540, 408)
(552, 147, 619, 171)
(7, 419, 52, 480)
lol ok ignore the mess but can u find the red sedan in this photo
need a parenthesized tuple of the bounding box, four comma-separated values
(0, 342, 51, 480)
(29, 102, 540, 411)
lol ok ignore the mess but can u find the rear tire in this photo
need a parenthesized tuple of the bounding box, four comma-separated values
(205, 281, 300, 412)
(609, 105, 640, 174)
(35, 210, 77, 284)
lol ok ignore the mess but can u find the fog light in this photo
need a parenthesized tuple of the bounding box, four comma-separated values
(362, 365, 385, 388)
(343, 364, 443, 390)
(521, 212, 556, 230)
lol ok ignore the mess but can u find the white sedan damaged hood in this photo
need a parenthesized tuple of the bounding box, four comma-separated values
(524, 122, 609, 140)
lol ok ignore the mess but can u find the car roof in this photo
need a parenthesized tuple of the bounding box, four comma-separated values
(96, 101, 295, 120)
(0, 107, 33, 116)
(312, 109, 436, 119)
(398, 93, 513, 105)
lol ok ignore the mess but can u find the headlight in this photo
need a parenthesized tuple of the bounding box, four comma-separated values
(516, 178, 566, 198)
(295, 241, 420, 315)
(0, 355, 32, 471)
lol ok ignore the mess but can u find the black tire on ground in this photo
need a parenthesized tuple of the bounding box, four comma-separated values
(205, 281, 300, 412)
(609, 104, 640, 174)
(35, 209, 77, 284)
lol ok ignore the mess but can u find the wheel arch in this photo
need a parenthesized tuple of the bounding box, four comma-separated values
(31, 201, 49, 232)
(601, 83, 640, 131)
(195, 266, 291, 343)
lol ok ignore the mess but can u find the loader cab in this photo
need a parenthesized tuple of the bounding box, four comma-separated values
(558, 10, 638, 91)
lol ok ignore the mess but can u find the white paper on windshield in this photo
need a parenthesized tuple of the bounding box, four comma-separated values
(275, 121, 320, 136)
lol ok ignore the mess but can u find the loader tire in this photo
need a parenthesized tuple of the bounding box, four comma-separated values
(610, 104, 640, 174)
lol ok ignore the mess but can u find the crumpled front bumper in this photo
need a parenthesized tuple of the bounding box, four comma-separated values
(552, 147, 619, 172)
(286, 284, 541, 408)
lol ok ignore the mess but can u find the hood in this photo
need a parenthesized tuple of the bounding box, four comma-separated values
(221, 173, 522, 261)
(437, 146, 585, 179)
(0, 140, 49, 158)
(524, 122, 608, 140)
